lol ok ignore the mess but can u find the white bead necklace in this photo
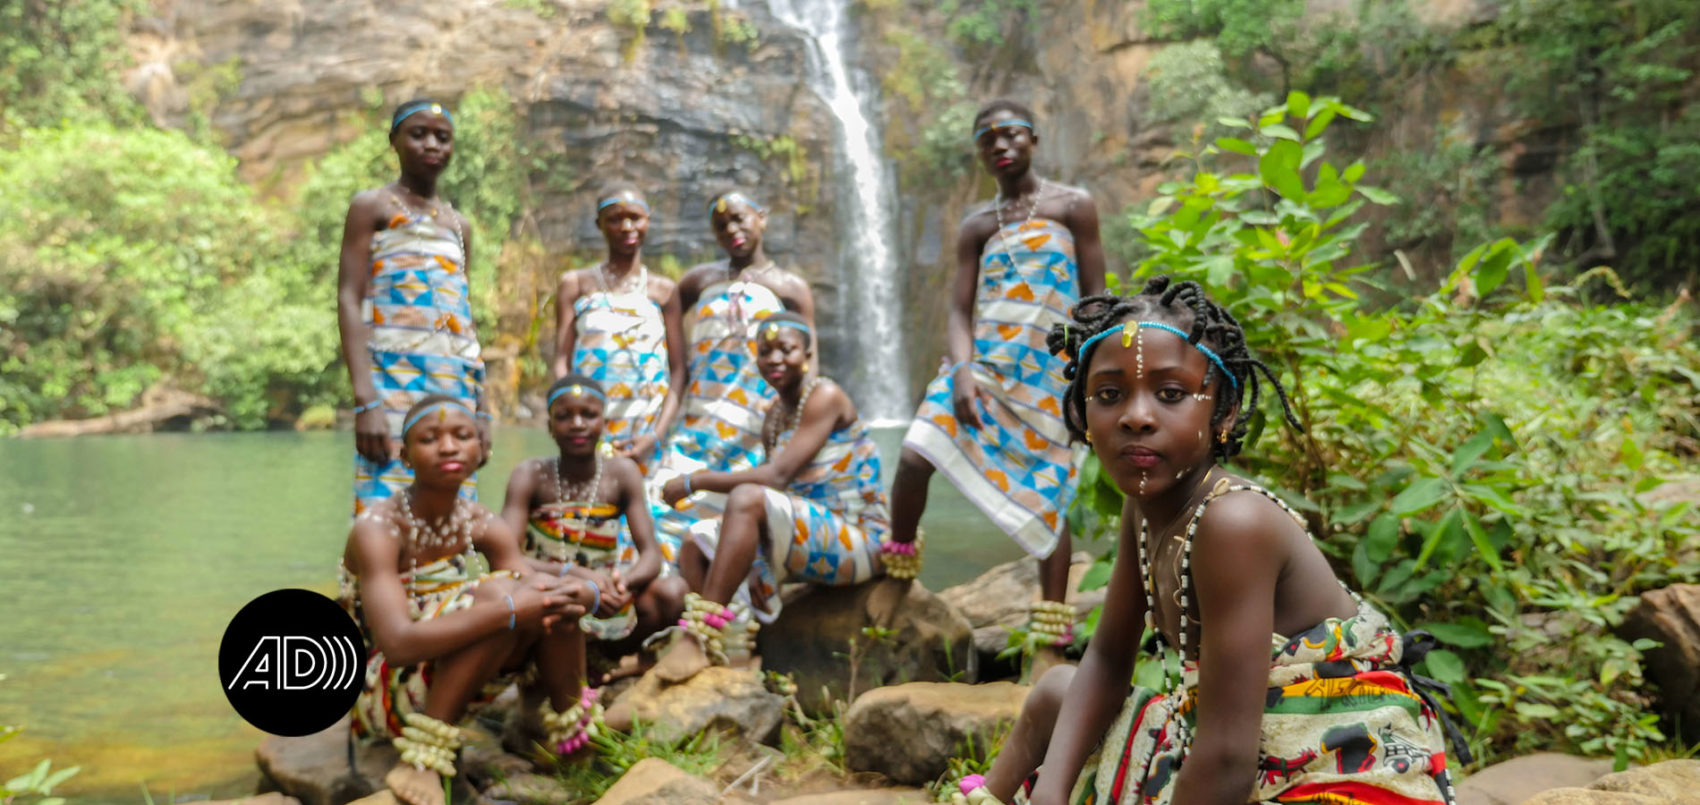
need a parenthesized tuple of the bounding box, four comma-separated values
(551, 450, 604, 504)
(600, 263, 648, 296)
(992, 178, 1050, 267)
(764, 375, 822, 453)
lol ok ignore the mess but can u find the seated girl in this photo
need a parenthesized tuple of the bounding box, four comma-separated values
(500, 375, 688, 678)
(340, 396, 600, 805)
(956, 278, 1460, 805)
(648, 312, 900, 683)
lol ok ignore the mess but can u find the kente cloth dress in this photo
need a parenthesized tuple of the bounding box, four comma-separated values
(569, 268, 670, 462)
(650, 277, 784, 540)
(354, 207, 484, 514)
(901, 218, 1084, 558)
(338, 542, 518, 741)
(1019, 485, 1458, 805)
(686, 413, 890, 622)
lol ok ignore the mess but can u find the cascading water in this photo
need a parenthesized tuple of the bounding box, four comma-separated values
(764, 0, 910, 423)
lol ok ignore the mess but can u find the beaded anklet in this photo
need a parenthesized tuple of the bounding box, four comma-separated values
(949, 774, 1002, 804)
(393, 712, 464, 777)
(1028, 600, 1076, 648)
(880, 530, 925, 580)
(541, 686, 602, 755)
(675, 592, 759, 666)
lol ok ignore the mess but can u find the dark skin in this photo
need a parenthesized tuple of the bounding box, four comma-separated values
(889, 108, 1107, 605)
(498, 391, 687, 660)
(336, 110, 490, 468)
(671, 198, 816, 342)
(552, 197, 687, 465)
(989, 316, 1356, 805)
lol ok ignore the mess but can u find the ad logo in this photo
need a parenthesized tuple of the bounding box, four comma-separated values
(219, 588, 364, 736)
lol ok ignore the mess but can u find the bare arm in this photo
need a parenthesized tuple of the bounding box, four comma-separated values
(949, 214, 991, 427)
(457, 213, 488, 419)
(1166, 495, 1285, 805)
(552, 272, 582, 380)
(337, 192, 388, 463)
(1068, 191, 1108, 297)
(668, 383, 848, 498)
(1030, 498, 1149, 802)
(498, 459, 554, 574)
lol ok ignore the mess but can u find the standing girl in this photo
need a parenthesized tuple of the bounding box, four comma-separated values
(890, 100, 1107, 665)
(338, 99, 489, 514)
(649, 190, 815, 540)
(340, 396, 598, 805)
(954, 278, 1459, 805)
(552, 184, 685, 469)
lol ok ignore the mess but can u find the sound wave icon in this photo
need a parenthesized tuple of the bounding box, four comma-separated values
(227, 635, 363, 691)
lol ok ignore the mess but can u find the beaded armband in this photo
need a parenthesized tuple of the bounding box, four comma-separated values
(541, 686, 602, 755)
(1028, 600, 1076, 648)
(880, 530, 925, 580)
(949, 774, 1003, 804)
(393, 712, 464, 777)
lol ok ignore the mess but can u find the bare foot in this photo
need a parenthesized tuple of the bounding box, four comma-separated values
(598, 653, 655, 685)
(385, 762, 445, 805)
(653, 634, 712, 684)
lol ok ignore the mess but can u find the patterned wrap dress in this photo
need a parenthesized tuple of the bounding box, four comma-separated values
(649, 277, 784, 542)
(569, 269, 670, 466)
(1019, 485, 1457, 805)
(526, 483, 657, 641)
(354, 208, 484, 514)
(902, 218, 1084, 558)
(686, 412, 890, 622)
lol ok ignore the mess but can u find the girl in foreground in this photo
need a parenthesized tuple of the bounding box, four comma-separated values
(649, 312, 893, 683)
(957, 278, 1457, 805)
(340, 396, 599, 805)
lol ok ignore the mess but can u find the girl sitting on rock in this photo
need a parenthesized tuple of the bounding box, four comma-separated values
(499, 375, 688, 680)
(955, 278, 1461, 805)
(340, 395, 599, 805)
(646, 312, 895, 685)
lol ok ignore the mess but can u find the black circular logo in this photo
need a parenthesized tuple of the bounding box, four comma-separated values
(219, 588, 365, 736)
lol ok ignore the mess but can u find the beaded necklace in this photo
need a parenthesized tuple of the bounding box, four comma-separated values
(395, 489, 480, 579)
(599, 263, 648, 296)
(992, 178, 1049, 268)
(764, 375, 822, 453)
(1135, 468, 1221, 689)
(389, 186, 444, 223)
(551, 451, 604, 504)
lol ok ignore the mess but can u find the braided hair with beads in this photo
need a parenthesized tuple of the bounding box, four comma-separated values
(1044, 275, 1303, 460)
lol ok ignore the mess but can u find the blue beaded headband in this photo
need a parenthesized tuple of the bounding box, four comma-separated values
(597, 192, 650, 214)
(973, 119, 1034, 143)
(547, 383, 606, 409)
(391, 101, 453, 136)
(707, 192, 765, 217)
(1078, 320, 1238, 392)
(402, 400, 475, 437)
(756, 319, 812, 341)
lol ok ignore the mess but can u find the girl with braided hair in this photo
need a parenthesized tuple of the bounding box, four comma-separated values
(952, 277, 1459, 805)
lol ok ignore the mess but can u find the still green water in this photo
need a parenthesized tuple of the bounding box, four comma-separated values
(0, 427, 1019, 801)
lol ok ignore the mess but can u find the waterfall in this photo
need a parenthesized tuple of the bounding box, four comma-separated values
(764, 0, 910, 424)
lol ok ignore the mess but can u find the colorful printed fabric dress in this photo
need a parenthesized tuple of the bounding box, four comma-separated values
(650, 277, 784, 539)
(901, 218, 1083, 557)
(354, 207, 484, 514)
(1021, 485, 1457, 805)
(570, 268, 669, 462)
(686, 408, 890, 622)
(525, 458, 652, 640)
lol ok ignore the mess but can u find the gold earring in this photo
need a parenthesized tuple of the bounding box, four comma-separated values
(1217, 430, 1229, 444)
(1084, 431, 1093, 445)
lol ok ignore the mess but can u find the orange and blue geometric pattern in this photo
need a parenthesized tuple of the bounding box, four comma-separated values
(570, 287, 670, 458)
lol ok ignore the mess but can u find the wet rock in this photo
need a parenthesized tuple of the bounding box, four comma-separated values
(1619, 585, 1700, 735)
(1587, 759, 1700, 799)
(938, 552, 1103, 661)
(758, 579, 977, 713)
(607, 666, 784, 745)
(1454, 753, 1613, 805)
(842, 681, 1029, 786)
(591, 758, 719, 804)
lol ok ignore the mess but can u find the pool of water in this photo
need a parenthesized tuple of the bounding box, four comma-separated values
(0, 426, 1022, 801)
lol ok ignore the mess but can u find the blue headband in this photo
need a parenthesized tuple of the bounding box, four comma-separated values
(973, 119, 1035, 143)
(402, 400, 475, 437)
(547, 383, 606, 409)
(598, 193, 650, 213)
(756, 319, 812, 341)
(707, 192, 765, 217)
(390, 101, 453, 135)
(1077, 320, 1238, 392)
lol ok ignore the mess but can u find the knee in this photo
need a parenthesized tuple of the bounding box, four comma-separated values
(726, 483, 768, 521)
(898, 447, 932, 474)
(644, 575, 689, 615)
(1028, 664, 1076, 715)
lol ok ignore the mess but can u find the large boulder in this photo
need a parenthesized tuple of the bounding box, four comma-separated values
(1455, 753, 1613, 805)
(255, 716, 483, 805)
(607, 666, 784, 745)
(758, 579, 976, 713)
(202, 796, 301, 805)
(770, 790, 931, 804)
(938, 552, 1105, 661)
(1518, 791, 1666, 805)
(1619, 585, 1700, 736)
(1587, 759, 1700, 798)
(842, 681, 1029, 786)
(591, 758, 719, 805)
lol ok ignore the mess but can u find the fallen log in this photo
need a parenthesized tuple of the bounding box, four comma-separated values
(16, 390, 221, 438)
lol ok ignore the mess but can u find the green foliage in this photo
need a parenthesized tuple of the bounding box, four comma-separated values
(1375, 125, 1502, 270)
(1075, 93, 1700, 766)
(1144, 42, 1276, 140)
(878, 28, 974, 190)
(731, 133, 809, 187)
(608, 0, 652, 60)
(659, 7, 691, 37)
(502, 0, 557, 17)
(928, 719, 1012, 801)
(939, 0, 1037, 50)
(1145, 0, 1305, 62)
(553, 719, 723, 802)
(1, 676, 79, 805)
(715, 10, 760, 53)
(0, 0, 142, 134)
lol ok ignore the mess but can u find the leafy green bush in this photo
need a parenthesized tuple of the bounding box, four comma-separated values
(1074, 93, 1700, 766)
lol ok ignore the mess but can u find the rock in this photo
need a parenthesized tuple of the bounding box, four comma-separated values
(938, 552, 1104, 660)
(591, 758, 719, 805)
(254, 715, 476, 805)
(608, 666, 784, 745)
(769, 790, 931, 804)
(1454, 753, 1614, 805)
(343, 793, 396, 805)
(202, 795, 302, 805)
(1518, 790, 1668, 805)
(842, 681, 1029, 786)
(482, 772, 580, 805)
(758, 579, 977, 713)
(1619, 586, 1700, 735)
(1587, 759, 1700, 798)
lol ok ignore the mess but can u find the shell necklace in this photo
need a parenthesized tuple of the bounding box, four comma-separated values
(551, 450, 604, 504)
(600, 262, 648, 296)
(993, 177, 1050, 267)
(1136, 468, 1220, 690)
(764, 376, 822, 453)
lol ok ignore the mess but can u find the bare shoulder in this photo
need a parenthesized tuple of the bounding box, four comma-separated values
(770, 267, 814, 302)
(678, 262, 725, 294)
(647, 270, 679, 296)
(1191, 485, 1306, 561)
(812, 378, 856, 424)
